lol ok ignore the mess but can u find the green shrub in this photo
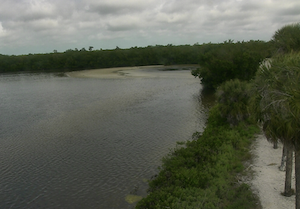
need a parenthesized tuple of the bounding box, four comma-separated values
(216, 79, 251, 125)
(192, 42, 267, 89)
(136, 105, 260, 209)
(272, 22, 300, 53)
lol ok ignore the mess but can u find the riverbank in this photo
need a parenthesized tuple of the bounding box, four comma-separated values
(135, 112, 297, 208)
(68, 66, 295, 208)
(135, 105, 261, 208)
(251, 134, 295, 208)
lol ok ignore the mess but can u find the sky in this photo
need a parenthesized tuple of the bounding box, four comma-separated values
(0, 0, 299, 55)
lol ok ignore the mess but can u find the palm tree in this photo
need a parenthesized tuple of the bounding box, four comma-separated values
(262, 120, 287, 170)
(251, 52, 300, 207)
(250, 59, 288, 171)
(272, 22, 300, 53)
(263, 117, 294, 196)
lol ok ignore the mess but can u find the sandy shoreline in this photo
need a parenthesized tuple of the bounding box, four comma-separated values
(66, 65, 163, 78)
(66, 65, 199, 79)
(251, 134, 295, 208)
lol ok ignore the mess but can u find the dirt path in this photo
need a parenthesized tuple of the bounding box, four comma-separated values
(251, 134, 295, 208)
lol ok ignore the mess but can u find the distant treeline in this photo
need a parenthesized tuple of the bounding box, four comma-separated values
(0, 40, 273, 73)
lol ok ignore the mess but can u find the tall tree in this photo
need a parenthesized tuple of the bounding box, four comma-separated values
(192, 41, 266, 89)
(251, 52, 300, 207)
(272, 22, 300, 53)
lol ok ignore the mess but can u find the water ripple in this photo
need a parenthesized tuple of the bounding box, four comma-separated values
(0, 71, 208, 208)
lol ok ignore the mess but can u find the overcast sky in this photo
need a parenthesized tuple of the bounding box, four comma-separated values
(0, 0, 299, 55)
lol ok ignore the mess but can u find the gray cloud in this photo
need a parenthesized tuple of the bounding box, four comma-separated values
(277, 3, 300, 16)
(0, 0, 299, 55)
(86, 0, 151, 15)
(106, 18, 141, 31)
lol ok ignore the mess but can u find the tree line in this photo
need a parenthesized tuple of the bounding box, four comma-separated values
(0, 41, 272, 73)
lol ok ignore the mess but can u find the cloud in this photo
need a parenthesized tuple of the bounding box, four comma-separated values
(0, 22, 7, 37)
(23, 0, 56, 21)
(106, 17, 141, 31)
(0, 0, 299, 54)
(86, 0, 150, 15)
(277, 2, 300, 16)
(155, 12, 189, 24)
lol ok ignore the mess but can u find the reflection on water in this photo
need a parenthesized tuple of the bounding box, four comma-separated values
(0, 69, 210, 208)
(199, 87, 216, 109)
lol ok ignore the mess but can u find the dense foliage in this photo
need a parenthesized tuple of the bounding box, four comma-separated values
(272, 22, 300, 54)
(251, 52, 300, 143)
(136, 104, 260, 209)
(191, 41, 272, 89)
(0, 45, 199, 73)
(251, 52, 300, 201)
(0, 41, 272, 74)
(249, 23, 300, 208)
(217, 79, 251, 126)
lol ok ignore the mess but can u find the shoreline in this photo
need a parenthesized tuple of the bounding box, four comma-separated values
(66, 65, 199, 79)
(251, 134, 295, 208)
(66, 65, 163, 78)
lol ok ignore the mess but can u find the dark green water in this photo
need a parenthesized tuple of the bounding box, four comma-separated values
(0, 68, 211, 208)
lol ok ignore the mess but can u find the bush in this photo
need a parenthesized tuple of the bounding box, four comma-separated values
(136, 106, 260, 209)
(216, 79, 251, 125)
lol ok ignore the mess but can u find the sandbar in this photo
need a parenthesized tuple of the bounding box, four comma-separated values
(66, 65, 199, 79)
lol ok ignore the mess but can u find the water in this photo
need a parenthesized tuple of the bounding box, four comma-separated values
(0, 68, 211, 208)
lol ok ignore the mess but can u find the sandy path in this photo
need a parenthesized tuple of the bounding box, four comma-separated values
(251, 134, 295, 208)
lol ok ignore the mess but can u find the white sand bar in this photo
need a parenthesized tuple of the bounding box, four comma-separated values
(251, 134, 295, 208)
(66, 65, 199, 79)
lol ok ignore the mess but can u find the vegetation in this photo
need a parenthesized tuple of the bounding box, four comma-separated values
(137, 57, 259, 208)
(136, 104, 260, 209)
(251, 51, 300, 207)
(0, 45, 197, 73)
(216, 79, 251, 126)
(191, 41, 272, 89)
(137, 22, 300, 208)
(0, 41, 272, 74)
(249, 23, 300, 209)
(272, 23, 300, 54)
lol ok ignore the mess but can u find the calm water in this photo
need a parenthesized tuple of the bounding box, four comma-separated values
(0, 68, 211, 208)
